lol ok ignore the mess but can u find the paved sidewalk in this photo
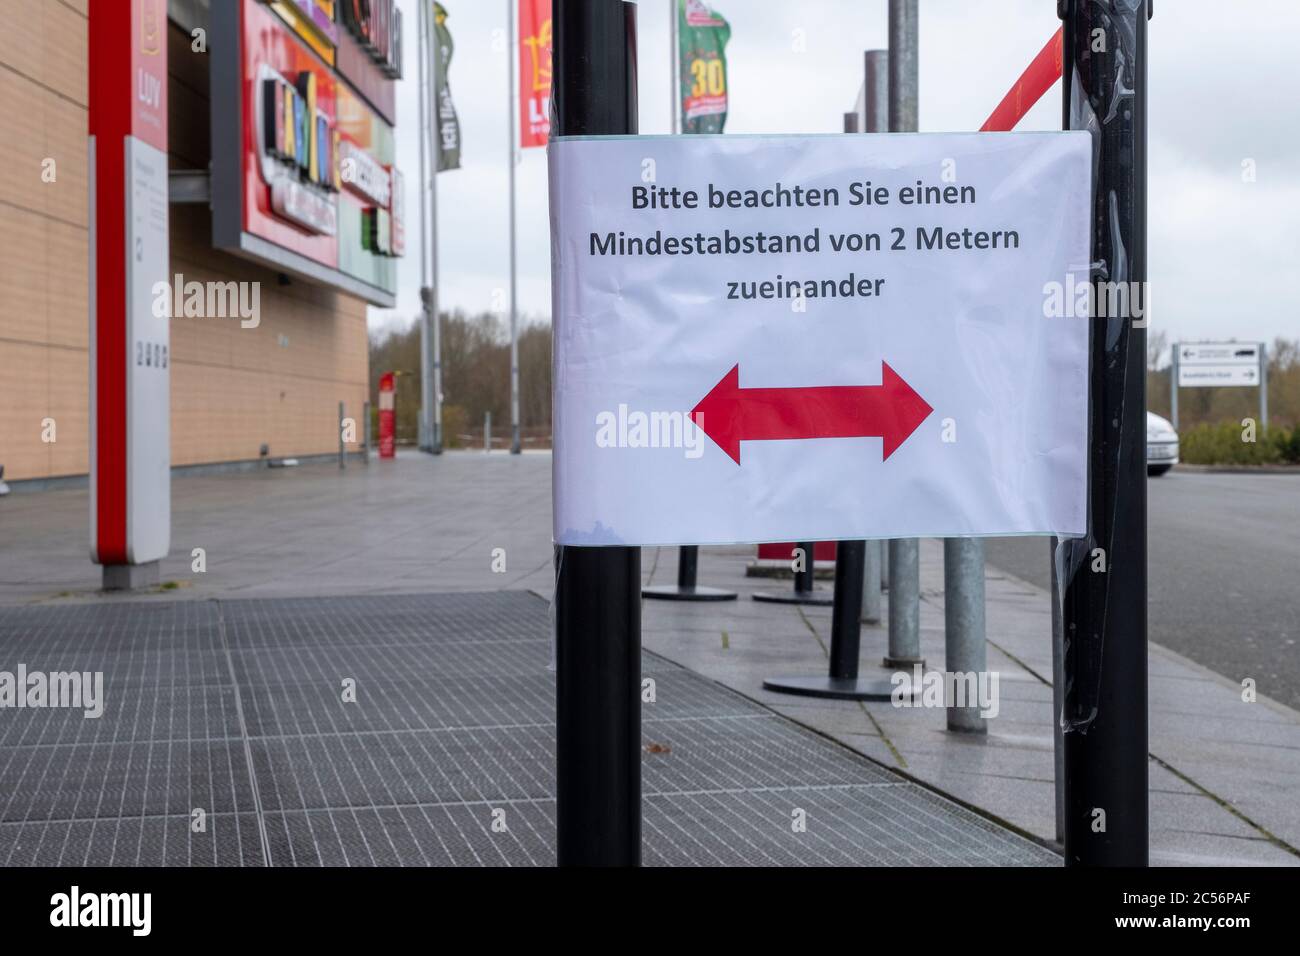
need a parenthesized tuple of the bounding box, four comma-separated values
(1, 451, 1295, 865)
(0, 451, 556, 605)
(636, 543, 1300, 866)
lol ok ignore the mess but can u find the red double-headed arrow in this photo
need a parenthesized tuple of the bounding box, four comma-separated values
(691, 362, 933, 465)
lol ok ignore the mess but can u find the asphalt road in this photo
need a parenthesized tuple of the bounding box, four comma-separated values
(984, 470, 1300, 711)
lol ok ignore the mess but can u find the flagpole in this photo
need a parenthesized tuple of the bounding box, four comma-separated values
(430, 2, 444, 454)
(669, 0, 680, 133)
(416, 0, 432, 451)
(507, 0, 521, 453)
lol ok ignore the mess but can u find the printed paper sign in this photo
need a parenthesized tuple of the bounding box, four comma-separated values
(549, 133, 1092, 546)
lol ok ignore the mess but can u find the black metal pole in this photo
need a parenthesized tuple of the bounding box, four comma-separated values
(677, 545, 698, 588)
(753, 541, 832, 606)
(762, 538, 901, 700)
(828, 541, 865, 680)
(642, 544, 738, 601)
(794, 541, 815, 594)
(1060, 0, 1149, 867)
(553, 0, 641, 868)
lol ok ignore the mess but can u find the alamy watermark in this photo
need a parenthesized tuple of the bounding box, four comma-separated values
(1043, 273, 1150, 325)
(595, 406, 706, 459)
(0, 665, 104, 718)
(50, 887, 150, 936)
(891, 665, 1000, 718)
(152, 274, 261, 328)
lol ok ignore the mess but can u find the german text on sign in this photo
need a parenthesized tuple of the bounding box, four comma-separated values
(549, 133, 1092, 546)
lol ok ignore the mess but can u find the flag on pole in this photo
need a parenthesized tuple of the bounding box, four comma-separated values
(518, 0, 553, 148)
(677, 0, 730, 134)
(433, 2, 461, 170)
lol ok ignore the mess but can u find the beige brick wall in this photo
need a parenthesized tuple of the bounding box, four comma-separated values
(0, 9, 368, 481)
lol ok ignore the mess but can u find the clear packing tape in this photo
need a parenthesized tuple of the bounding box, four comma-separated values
(1053, 0, 1147, 735)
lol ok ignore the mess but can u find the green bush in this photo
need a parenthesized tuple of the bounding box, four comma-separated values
(1177, 421, 1295, 465)
(1281, 424, 1300, 464)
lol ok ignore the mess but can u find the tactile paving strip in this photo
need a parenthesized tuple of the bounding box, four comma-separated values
(0, 592, 1059, 867)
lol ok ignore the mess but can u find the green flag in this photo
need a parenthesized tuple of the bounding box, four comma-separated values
(678, 0, 731, 134)
(433, 2, 461, 170)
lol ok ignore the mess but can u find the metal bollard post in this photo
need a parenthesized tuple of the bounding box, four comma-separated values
(338, 401, 345, 470)
(363, 400, 371, 465)
(883, 0, 921, 672)
(1260, 341, 1269, 430)
(484, 412, 491, 453)
(642, 545, 737, 601)
(885, 539, 923, 668)
(763, 540, 901, 701)
(888, 0, 918, 134)
(943, 538, 986, 733)
(1050, 535, 1065, 845)
(862, 539, 883, 624)
(1170, 346, 1179, 432)
(753, 541, 832, 606)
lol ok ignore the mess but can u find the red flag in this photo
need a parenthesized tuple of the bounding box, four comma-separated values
(518, 0, 552, 148)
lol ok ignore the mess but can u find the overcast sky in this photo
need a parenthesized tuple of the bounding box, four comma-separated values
(369, 0, 1300, 354)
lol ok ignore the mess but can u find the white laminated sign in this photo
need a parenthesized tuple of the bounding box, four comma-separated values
(549, 133, 1092, 546)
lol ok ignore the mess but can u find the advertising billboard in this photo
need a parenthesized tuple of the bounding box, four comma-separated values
(211, 0, 403, 307)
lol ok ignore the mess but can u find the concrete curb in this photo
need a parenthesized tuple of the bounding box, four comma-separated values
(1175, 463, 1300, 475)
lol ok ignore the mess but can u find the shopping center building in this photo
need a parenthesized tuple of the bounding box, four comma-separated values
(0, 0, 404, 484)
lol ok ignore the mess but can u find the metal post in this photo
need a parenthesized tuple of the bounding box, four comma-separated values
(885, 539, 923, 667)
(553, 0, 642, 868)
(764, 540, 901, 701)
(338, 402, 345, 469)
(1050, 536, 1065, 844)
(1061, 0, 1149, 867)
(944, 538, 986, 733)
(828, 93, 875, 632)
(864, 49, 888, 135)
(429, 6, 444, 455)
(669, 0, 679, 134)
(753, 542, 832, 606)
(642, 544, 738, 601)
(862, 539, 882, 625)
(484, 411, 491, 453)
(677, 545, 697, 588)
(794, 543, 815, 593)
(432, 300, 443, 454)
(829, 542, 866, 678)
(507, 0, 522, 455)
(363, 400, 371, 464)
(887, 0, 918, 135)
(886, 3, 921, 669)
(863, 49, 888, 626)
(416, 0, 432, 451)
(1260, 341, 1268, 430)
(1170, 342, 1179, 431)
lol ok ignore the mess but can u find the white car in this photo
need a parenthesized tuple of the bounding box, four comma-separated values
(1147, 411, 1179, 476)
